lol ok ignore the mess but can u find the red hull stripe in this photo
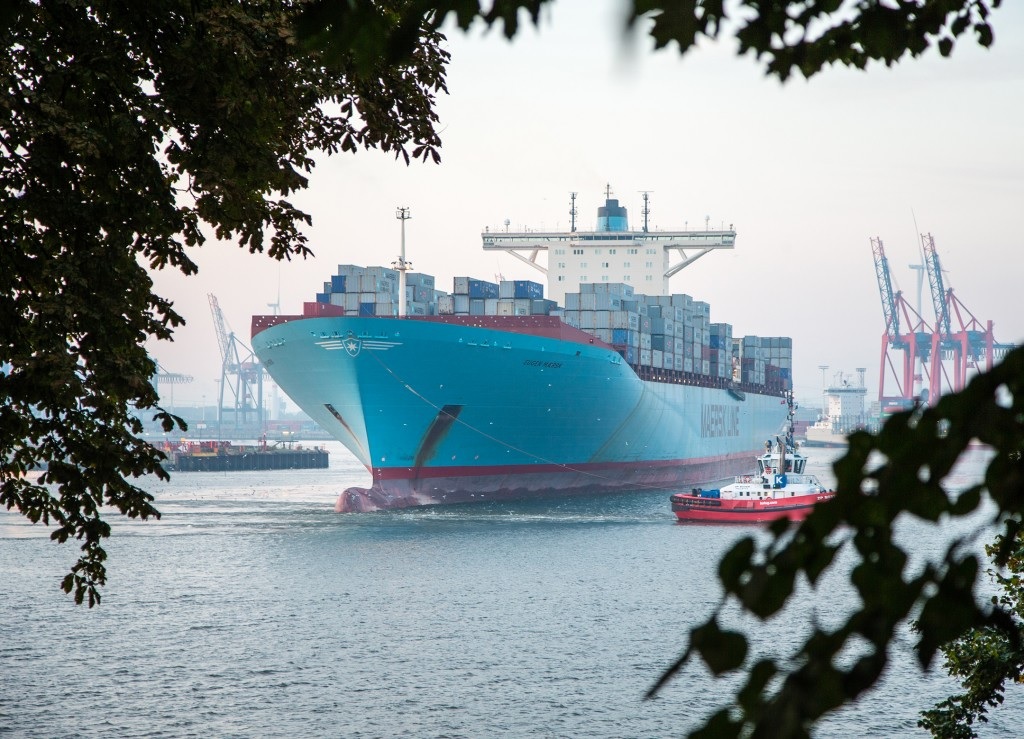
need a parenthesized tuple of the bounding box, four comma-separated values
(371, 454, 749, 481)
(674, 502, 817, 515)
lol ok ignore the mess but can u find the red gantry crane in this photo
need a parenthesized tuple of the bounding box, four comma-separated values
(871, 237, 935, 411)
(920, 233, 1015, 401)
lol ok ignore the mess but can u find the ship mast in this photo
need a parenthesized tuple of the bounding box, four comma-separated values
(394, 207, 412, 317)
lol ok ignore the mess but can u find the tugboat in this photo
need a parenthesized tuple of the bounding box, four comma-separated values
(670, 392, 834, 523)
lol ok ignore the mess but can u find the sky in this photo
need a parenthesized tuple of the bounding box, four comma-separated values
(147, 1, 1024, 413)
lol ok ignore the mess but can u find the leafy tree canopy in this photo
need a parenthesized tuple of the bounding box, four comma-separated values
(646, 345, 1024, 737)
(296, 0, 1002, 81)
(919, 528, 1024, 738)
(0, 0, 448, 606)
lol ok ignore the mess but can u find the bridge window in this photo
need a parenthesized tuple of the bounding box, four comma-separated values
(646, 248, 657, 254)
(609, 249, 616, 255)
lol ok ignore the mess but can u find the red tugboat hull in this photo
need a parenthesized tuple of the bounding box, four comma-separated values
(670, 492, 835, 523)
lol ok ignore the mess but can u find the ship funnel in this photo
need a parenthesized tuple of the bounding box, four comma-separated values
(596, 198, 628, 232)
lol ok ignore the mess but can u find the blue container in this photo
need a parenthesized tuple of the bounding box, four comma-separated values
(651, 335, 668, 351)
(611, 328, 634, 345)
(359, 302, 376, 316)
(513, 280, 544, 299)
(531, 299, 556, 315)
(468, 279, 499, 299)
(316, 292, 331, 304)
(331, 275, 347, 292)
(616, 346, 636, 364)
(709, 335, 723, 350)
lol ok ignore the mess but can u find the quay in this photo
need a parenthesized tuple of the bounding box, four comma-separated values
(161, 440, 329, 472)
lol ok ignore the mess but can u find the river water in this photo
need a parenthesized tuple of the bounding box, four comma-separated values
(1, 444, 1020, 737)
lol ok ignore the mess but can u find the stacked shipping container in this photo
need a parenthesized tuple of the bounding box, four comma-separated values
(308, 265, 792, 391)
(316, 264, 444, 316)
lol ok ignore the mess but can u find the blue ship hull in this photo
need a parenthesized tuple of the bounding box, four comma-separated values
(252, 316, 788, 511)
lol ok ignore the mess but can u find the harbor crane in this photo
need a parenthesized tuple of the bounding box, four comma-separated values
(871, 237, 935, 410)
(153, 362, 193, 415)
(920, 233, 1015, 400)
(208, 293, 264, 433)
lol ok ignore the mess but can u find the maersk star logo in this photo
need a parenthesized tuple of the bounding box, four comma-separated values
(314, 332, 400, 355)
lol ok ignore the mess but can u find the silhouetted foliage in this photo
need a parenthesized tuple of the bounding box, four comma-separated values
(297, 0, 1002, 81)
(648, 345, 1024, 737)
(918, 529, 1024, 738)
(1, 0, 448, 606)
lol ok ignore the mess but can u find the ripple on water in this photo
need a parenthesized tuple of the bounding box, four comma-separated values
(1, 445, 1019, 737)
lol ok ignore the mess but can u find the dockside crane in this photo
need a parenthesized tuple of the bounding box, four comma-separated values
(871, 237, 934, 410)
(920, 234, 1015, 400)
(153, 362, 194, 415)
(208, 293, 264, 433)
(922, 233, 959, 399)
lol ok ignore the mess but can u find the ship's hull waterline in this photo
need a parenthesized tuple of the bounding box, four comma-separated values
(252, 315, 789, 512)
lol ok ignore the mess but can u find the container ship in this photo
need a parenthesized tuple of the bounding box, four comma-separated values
(251, 191, 794, 511)
(802, 368, 869, 448)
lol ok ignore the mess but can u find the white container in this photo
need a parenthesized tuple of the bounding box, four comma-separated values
(610, 311, 640, 331)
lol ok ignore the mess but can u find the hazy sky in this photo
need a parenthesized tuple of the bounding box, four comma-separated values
(148, 1, 1024, 411)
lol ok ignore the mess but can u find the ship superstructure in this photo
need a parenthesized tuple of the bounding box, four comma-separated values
(483, 187, 736, 306)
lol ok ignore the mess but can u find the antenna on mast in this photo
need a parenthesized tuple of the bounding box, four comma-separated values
(569, 192, 577, 233)
(640, 191, 652, 233)
(393, 207, 412, 318)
